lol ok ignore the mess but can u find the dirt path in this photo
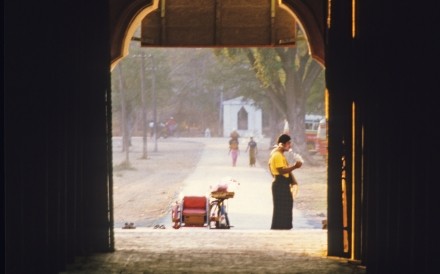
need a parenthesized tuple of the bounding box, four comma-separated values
(112, 137, 204, 227)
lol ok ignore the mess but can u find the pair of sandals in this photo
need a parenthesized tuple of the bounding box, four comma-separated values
(122, 222, 136, 229)
(153, 224, 166, 229)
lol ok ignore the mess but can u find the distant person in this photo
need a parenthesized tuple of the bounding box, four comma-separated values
(149, 121, 155, 137)
(204, 128, 211, 137)
(165, 117, 177, 136)
(228, 138, 240, 167)
(230, 129, 240, 140)
(245, 137, 258, 167)
(268, 134, 302, 230)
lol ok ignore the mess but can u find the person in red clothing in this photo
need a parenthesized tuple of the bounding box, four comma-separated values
(165, 117, 177, 136)
(228, 137, 239, 167)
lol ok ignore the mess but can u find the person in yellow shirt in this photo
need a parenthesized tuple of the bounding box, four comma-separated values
(268, 134, 302, 229)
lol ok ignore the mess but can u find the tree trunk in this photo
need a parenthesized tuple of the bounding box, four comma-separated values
(140, 54, 148, 159)
(117, 65, 130, 164)
(283, 49, 318, 166)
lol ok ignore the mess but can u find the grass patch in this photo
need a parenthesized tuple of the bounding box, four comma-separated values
(113, 161, 137, 171)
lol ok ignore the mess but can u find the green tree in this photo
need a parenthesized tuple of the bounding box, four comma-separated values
(165, 49, 219, 136)
(111, 42, 172, 160)
(215, 29, 325, 163)
(164, 48, 264, 137)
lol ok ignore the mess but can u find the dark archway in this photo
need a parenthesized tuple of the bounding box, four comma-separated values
(108, 1, 436, 271)
(108, 0, 338, 263)
(110, 0, 325, 69)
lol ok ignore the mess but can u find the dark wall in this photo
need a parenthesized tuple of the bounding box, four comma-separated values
(4, 1, 113, 273)
(326, 1, 438, 273)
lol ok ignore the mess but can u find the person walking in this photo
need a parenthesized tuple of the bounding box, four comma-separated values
(245, 137, 258, 167)
(230, 129, 240, 140)
(165, 117, 177, 136)
(268, 134, 302, 229)
(228, 137, 240, 167)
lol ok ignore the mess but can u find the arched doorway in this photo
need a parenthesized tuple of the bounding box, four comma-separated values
(237, 107, 249, 131)
(110, 0, 325, 69)
(109, 0, 330, 255)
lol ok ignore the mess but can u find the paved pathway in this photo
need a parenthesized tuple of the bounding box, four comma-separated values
(161, 137, 313, 230)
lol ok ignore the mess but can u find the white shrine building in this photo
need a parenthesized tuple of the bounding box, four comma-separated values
(222, 96, 263, 138)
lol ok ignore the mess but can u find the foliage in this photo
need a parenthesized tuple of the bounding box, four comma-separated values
(111, 43, 173, 126)
(111, 27, 325, 161)
(112, 43, 266, 137)
(215, 28, 325, 163)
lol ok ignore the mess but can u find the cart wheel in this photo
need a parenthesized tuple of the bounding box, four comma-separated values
(209, 201, 220, 229)
(225, 213, 231, 229)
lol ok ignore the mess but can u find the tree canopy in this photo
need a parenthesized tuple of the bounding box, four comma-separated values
(111, 27, 325, 164)
(214, 28, 325, 162)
